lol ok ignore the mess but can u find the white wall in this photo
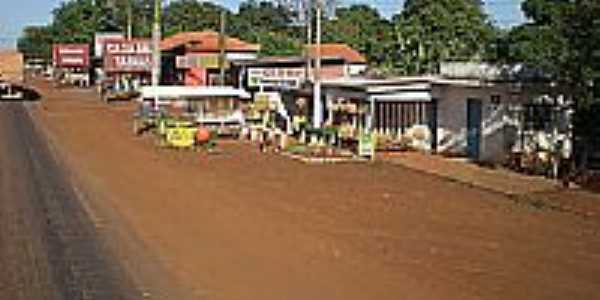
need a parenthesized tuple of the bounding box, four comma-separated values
(434, 83, 519, 162)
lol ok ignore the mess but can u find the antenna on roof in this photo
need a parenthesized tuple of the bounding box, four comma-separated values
(277, 0, 337, 26)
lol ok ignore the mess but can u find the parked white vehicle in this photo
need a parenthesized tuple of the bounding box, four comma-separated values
(0, 81, 23, 101)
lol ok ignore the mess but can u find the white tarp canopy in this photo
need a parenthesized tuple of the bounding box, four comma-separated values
(140, 85, 251, 100)
(369, 92, 432, 102)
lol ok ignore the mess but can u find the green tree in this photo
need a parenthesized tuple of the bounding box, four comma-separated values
(322, 5, 394, 71)
(51, 0, 104, 44)
(229, 0, 300, 56)
(163, 0, 229, 36)
(502, 0, 569, 76)
(17, 26, 55, 59)
(230, 0, 292, 35)
(111, 0, 156, 38)
(507, 0, 600, 167)
(393, 0, 495, 74)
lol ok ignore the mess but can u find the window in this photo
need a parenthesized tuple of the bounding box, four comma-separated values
(523, 104, 553, 131)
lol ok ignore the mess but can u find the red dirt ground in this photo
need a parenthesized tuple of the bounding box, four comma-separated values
(31, 81, 600, 300)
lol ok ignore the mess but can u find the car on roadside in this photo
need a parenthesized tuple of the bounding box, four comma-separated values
(0, 81, 24, 101)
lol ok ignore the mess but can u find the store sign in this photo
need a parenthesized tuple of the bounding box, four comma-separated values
(358, 132, 376, 158)
(254, 92, 280, 111)
(176, 54, 227, 69)
(94, 32, 124, 57)
(104, 39, 152, 73)
(166, 126, 197, 148)
(53, 44, 90, 68)
(247, 67, 305, 89)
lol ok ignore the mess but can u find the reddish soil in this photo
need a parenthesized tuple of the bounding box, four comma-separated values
(31, 81, 600, 300)
(382, 152, 600, 219)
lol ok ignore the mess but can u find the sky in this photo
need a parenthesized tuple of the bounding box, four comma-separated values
(0, 0, 525, 49)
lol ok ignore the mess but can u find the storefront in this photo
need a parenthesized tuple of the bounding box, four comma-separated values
(319, 78, 438, 151)
(102, 38, 152, 100)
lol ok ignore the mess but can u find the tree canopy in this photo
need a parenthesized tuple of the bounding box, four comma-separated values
(393, 0, 495, 74)
(322, 5, 395, 71)
(228, 0, 301, 56)
(506, 0, 600, 99)
(163, 0, 227, 36)
(16, 0, 599, 84)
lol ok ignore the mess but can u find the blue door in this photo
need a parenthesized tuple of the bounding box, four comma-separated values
(467, 99, 482, 160)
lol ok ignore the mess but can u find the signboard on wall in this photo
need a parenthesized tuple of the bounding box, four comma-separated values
(358, 132, 376, 158)
(247, 67, 305, 89)
(103, 39, 152, 73)
(254, 92, 281, 111)
(94, 32, 124, 58)
(176, 54, 228, 69)
(52, 44, 90, 68)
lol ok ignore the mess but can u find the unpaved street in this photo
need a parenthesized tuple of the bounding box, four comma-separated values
(0, 102, 140, 299)
(2, 82, 600, 299)
(21, 81, 600, 300)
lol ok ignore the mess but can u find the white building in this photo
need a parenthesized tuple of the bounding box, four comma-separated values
(318, 73, 570, 164)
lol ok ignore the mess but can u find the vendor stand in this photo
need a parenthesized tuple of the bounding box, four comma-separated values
(327, 98, 370, 147)
(243, 92, 293, 151)
(136, 85, 251, 149)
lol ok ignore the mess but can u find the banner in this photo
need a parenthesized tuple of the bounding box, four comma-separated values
(176, 54, 228, 69)
(104, 39, 152, 73)
(53, 44, 90, 68)
(247, 67, 305, 89)
(94, 32, 124, 58)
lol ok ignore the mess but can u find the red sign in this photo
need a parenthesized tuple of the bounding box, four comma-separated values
(103, 39, 152, 73)
(53, 44, 90, 68)
(95, 32, 124, 57)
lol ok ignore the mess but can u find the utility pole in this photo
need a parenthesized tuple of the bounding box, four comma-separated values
(218, 10, 227, 86)
(306, 3, 312, 84)
(151, 0, 161, 107)
(126, 0, 132, 40)
(312, 0, 323, 129)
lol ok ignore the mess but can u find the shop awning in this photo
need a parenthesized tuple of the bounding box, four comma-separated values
(369, 92, 432, 102)
(140, 85, 251, 100)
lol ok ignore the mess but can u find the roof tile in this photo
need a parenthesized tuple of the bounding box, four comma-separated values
(160, 31, 260, 52)
(305, 43, 367, 64)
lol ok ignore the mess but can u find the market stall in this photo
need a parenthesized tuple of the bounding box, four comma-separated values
(136, 86, 251, 148)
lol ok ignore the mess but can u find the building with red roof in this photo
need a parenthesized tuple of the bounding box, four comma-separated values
(160, 31, 260, 53)
(160, 31, 260, 86)
(304, 43, 368, 77)
(304, 43, 367, 64)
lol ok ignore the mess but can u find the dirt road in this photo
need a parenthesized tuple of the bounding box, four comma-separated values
(28, 82, 600, 299)
(0, 102, 139, 299)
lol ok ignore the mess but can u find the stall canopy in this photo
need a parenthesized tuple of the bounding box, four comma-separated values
(140, 85, 251, 100)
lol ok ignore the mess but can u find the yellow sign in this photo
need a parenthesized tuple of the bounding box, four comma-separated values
(166, 127, 197, 148)
(254, 94, 273, 111)
(196, 55, 219, 69)
(176, 54, 230, 69)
